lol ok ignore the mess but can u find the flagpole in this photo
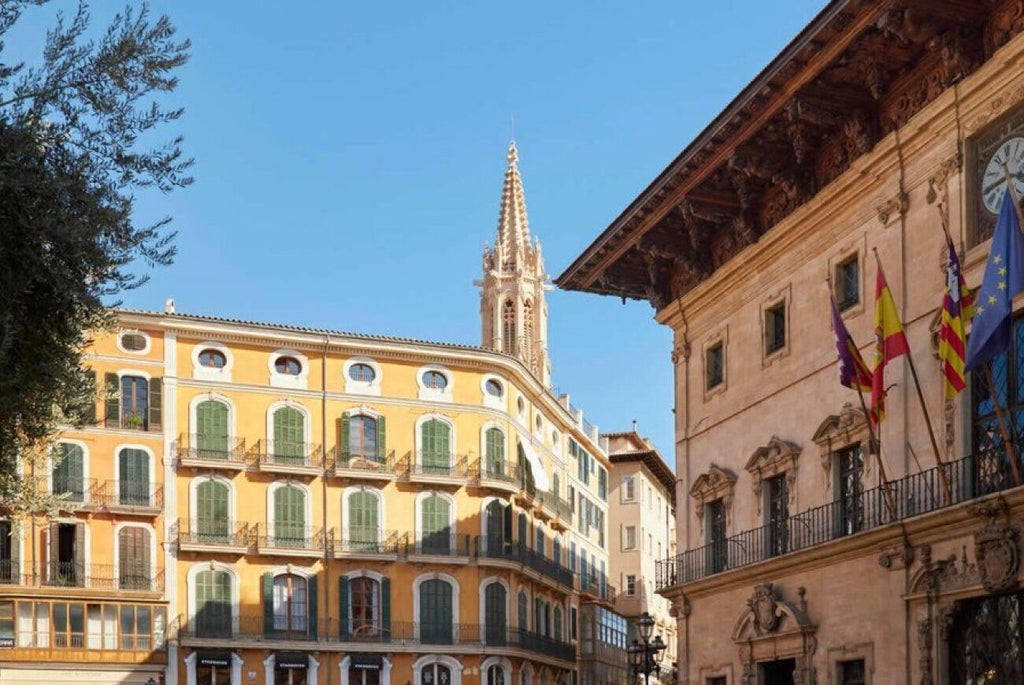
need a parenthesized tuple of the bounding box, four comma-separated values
(937, 204, 1021, 488)
(1001, 163, 1024, 235)
(872, 249, 951, 501)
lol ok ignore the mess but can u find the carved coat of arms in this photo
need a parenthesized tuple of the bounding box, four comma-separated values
(975, 520, 1020, 593)
(748, 582, 781, 635)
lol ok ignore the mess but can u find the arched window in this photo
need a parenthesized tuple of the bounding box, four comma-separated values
(517, 590, 528, 632)
(349, 363, 376, 382)
(272, 574, 308, 634)
(536, 524, 545, 557)
(484, 500, 508, 555)
(347, 490, 380, 550)
(118, 526, 151, 590)
(274, 356, 302, 375)
(273, 486, 306, 545)
(484, 582, 507, 646)
(194, 568, 232, 637)
(523, 300, 534, 363)
(552, 537, 561, 565)
(553, 606, 563, 642)
(419, 579, 453, 645)
(487, 664, 506, 685)
(196, 399, 229, 457)
(420, 494, 451, 554)
(517, 513, 528, 547)
(195, 479, 229, 541)
(422, 370, 449, 390)
(118, 447, 150, 506)
(272, 406, 305, 462)
(421, 662, 453, 685)
(348, 414, 378, 460)
(520, 669, 532, 685)
(485, 427, 505, 477)
(351, 576, 381, 635)
(502, 300, 516, 355)
(53, 442, 84, 501)
(198, 349, 227, 368)
(421, 419, 452, 473)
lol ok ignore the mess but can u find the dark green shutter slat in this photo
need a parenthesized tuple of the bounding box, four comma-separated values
(338, 577, 350, 640)
(148, 378, 162, 430)
(82, 371, 97, 425)
(307, 576, 318, 637)
(263, 572, 274, 635)
(340, 415, 351, 461)
(104, 373, 120, 428)
(197, 401, 228, 456)
(376, 416, 387, 460)
(381, 577, 391, 636)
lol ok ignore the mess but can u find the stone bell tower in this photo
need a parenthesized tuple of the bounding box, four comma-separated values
(479, 141, 552, 387)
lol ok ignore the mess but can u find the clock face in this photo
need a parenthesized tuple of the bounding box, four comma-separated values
(982, 136, 1024, 213)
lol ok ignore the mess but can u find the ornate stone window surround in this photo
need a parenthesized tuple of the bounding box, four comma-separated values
(732, 583, 818, 685)
(812, 403, 873, 490)
(745, 436, 801, 517)
(827, 235, 867, 319)
(690, 464, 738, 537)
(825, 642, 874, 685)
(703, 325, 728, 400)
(759, 283, 792, 367)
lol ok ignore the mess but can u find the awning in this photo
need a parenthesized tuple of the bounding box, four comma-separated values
(519, 438, 550, 491)
(276, 652, 309, 669)
(350, 654, 384, 671)
(197, 650, 232, 667)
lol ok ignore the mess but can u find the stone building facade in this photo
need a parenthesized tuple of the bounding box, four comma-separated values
(558, 1, 1024, 683)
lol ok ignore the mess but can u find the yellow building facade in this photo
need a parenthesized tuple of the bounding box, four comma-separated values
(0, 143, 618, 685)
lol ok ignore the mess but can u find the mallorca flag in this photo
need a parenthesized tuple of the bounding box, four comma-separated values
(871, 260, 910, 424)
(939, 236, 973, 398)
(830, 294, 872, 391)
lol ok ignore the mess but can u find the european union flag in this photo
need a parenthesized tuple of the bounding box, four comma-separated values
(965, 189, 1024, 371)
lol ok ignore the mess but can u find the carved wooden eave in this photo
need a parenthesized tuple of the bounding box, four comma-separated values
(557, 0, 1009, 311)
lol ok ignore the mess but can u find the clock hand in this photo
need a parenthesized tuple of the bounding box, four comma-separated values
(983, 172, 1024, 196)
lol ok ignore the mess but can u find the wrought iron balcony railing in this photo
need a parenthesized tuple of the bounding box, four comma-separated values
(254, 440, 323, 470)
(656, 453, 1012, 590)
(257, 525, 329, 553)
(328, 447, 396, 474)
(333, 530, 405, 555)
(174, 519, 253, 549)
(408, 454, 470, 479)
(2, 562, 164, 592)
(474, 536, 575, 587)
(90, 480, 164, 509)
(175, 433, 247, 465)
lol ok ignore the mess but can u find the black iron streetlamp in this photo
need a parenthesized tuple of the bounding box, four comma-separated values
(628, 612, 668, 685)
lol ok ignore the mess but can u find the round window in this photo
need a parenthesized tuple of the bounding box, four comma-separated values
(198, 349, 227, 368)
(349, 362, 376, 383)
(120, 332, 146, 352)
(275, 356, 302, 376)
(423, 370, 448, 390)
(485, 379, 503, 398)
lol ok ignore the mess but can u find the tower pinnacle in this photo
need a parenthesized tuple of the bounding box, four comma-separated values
(480, 142, 551, 387)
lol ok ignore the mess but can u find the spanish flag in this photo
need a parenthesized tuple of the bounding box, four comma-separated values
(939, 236, 973, 398)
(871, 258, 910, 425)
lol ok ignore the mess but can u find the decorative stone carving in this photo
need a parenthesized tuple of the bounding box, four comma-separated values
(690, 464, 738, 527)
(812, 403, 872, 489)
(876, 191, 910, 226)
(745, 436, 801, 514)
(926, 152, 962, 206)
(878, 543, 915, 571)
(974, 516, 1020, 593)
(937, 604, 957, 642)
(918, 617, 934, 685)
(748, 583, 782, 635)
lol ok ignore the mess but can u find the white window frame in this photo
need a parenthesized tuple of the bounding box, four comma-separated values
(268, 348, 310, 389)
(190, 341, 234, 383)
(480, 373, 507, 410)
(343, 357, 382, 396)
(266, 481, 313, 540)
(622, 525, 636, 551)
(116, 329, 152, 356)
(621, 476, 636, 503)
(416, 364, 453, 402)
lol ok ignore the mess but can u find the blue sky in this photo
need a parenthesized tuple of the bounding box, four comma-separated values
(11, 1, 827, 463)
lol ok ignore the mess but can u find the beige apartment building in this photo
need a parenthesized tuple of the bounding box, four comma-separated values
(559, 1, 1024, 683)
(606, 430, 677, 681)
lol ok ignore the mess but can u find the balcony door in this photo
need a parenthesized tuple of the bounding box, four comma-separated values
(419, 579, 453, 644)
(118, 447, 150, 505)
(196, 480, 229, 542)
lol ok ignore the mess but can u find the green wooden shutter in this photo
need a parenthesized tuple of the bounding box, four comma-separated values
(422, 420, 451, 472)
(119, 448, 149, 505)
(82, 371, 97, 425)
(376, 416, 387, 460)
(340, 415, 351, 463)
(307, 575, 318, 638)
(381, 577, 391, 636)
(338, 576, 350, 640)
(486, 428, 505, 476)
(275, 486, 305, 543)
(274, 407, 304, 462)
(148, 378, 162, 431)
(196, 401, 229, 457)
(104, 373, 120, 428)
(422, 495, 450, 554)
(349, 491, 378, 547)
(196, 480, 229, 540)
(73, 523, 85, 585)
(263, 572, 274, 635)
(54, 443, 83, 501)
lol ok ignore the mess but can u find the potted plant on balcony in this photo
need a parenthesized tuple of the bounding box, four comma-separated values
(125, 413, 144, 430)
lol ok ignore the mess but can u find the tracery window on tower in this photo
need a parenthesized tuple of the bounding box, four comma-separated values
(523, 300, 534, 366)
(502, 300, 516, 355)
